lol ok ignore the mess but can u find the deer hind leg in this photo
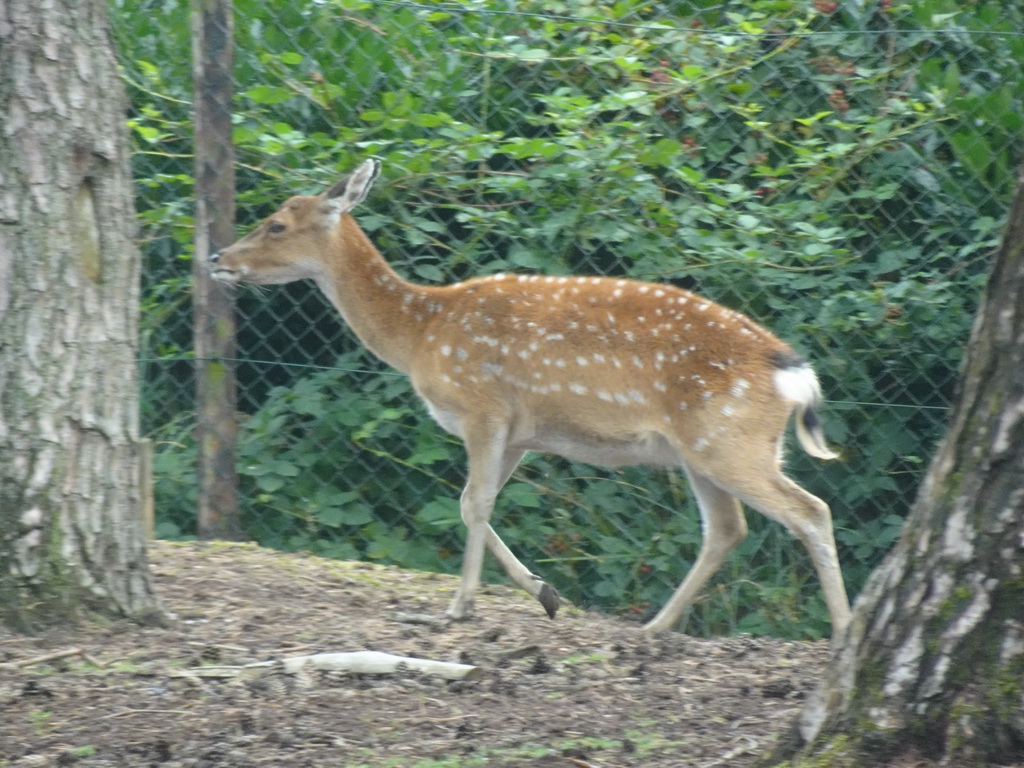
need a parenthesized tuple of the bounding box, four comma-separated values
(643, 469, 749, 634)
(701, 460, 852, 640)
(444, 422, 560, 621)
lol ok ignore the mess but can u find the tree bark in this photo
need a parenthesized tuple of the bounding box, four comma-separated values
(192, 0, 241, 540)
(777, 168, 1024, 764)
(0, 0, 164, 629)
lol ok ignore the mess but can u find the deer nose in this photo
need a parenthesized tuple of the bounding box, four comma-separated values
(209, 251, 220, 264)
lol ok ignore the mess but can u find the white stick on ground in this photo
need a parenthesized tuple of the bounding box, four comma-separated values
(182, 651, 480, 681)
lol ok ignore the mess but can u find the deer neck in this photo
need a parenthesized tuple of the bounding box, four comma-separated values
(314, 214, 434, 374)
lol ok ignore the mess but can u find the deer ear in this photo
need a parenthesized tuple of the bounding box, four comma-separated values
(323, 159, 381, 216)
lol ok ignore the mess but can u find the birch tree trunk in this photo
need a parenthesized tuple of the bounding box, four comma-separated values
(0, 0, 164, 630)
(777, 168, 1024, 765)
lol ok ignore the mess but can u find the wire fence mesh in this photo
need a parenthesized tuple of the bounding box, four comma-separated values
(116, 0, 1022, 638)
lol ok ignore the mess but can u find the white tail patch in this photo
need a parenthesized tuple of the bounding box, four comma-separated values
(773, 363, 822, 406)
(774, 364, 838, 461)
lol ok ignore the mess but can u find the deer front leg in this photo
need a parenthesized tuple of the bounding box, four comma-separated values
(444, 430, 560, 620)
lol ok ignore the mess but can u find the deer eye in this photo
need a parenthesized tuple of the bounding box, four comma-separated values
(267, 221, 286, 234)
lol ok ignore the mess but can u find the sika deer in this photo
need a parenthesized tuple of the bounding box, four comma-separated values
(210, 159, 852, 639)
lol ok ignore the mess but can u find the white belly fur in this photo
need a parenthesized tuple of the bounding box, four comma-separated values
(422, 395, 678, 468)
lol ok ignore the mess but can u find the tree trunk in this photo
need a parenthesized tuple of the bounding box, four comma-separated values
(777, 168, 1024, 764)
(192, 0, 242, 540)
(0, 0, 164, 630)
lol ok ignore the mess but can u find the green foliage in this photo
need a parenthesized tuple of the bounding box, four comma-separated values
(126, 0, 1021, 638)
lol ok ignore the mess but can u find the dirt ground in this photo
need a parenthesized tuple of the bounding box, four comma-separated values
(0, 541, 908, 768)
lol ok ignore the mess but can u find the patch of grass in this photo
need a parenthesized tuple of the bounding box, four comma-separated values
(559, 650, 612, 666)
(30, 710, 54, 736)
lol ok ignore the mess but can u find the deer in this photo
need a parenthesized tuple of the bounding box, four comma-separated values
(210, 158, 853, 641)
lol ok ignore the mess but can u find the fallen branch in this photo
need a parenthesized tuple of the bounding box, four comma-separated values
(180, 651, 480, 682)
(0, 647, 103, 670)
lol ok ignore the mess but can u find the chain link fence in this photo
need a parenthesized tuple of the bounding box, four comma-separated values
(115, 0, 1022, 638)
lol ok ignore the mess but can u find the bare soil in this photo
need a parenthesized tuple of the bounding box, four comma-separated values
(0, 542, 887, 767)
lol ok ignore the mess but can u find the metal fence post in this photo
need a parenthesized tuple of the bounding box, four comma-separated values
(191, 0, 240, 539)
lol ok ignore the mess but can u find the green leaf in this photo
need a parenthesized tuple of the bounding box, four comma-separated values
(340, 502, 374, 526)
(942, 61, 961, 98)
(414, 498, 461, 530)
(502, 482, 544, 509)
(949, 131, 993, 178)
(245, 85, 293, 105)
(638, 138, 681, 168)
(132, 124, 164, 144)
(412, 112, 450, 128)
(794, 111, 834, 126)
(508, 245, 550, 270)
(256, 474, 285, 493)
(802, 242, 831, 257)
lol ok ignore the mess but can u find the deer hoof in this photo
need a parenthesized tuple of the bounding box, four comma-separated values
(443, 596, 474, 622)
(537, 582, 561, 619)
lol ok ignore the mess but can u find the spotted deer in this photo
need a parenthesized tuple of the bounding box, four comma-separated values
(210, 159, 852, 639)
